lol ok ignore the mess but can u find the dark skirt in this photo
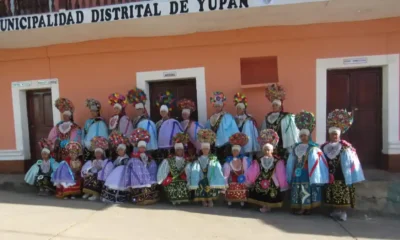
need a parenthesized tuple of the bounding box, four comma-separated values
(163, 180, 190, 204)
(82, 174, 103, 196)
(324, 180, 355, 208)
(130, 184, 160, 205)
(248, 181, 284, 208)
(193, 177, 219, 202)
(101, 186, 129, 203)
(35, 174, 55, 192)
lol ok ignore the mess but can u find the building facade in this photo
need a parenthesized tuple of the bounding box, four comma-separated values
(1, 0, 400, 173)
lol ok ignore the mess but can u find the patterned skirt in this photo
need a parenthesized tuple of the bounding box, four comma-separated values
(290, 169, 322, 210)
(35, 174, 55, 192)
(130, 184, 159, 205)
(55, 179, 82, 198)
(324, 180, 355, 208)
(193, 177, 219, 202)
(248, 182, 284, 208)
(82, 174, 103, 196)
(225, 182, 248, 202)
(101, 186, 129, 204)
(164, 179, 190, 204)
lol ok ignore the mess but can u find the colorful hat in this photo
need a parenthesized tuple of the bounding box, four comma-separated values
(229, 133, 249, 147)
(258, 129, 280, 147)
(129, 128, 150, 147)
(109, 131, 129, 149)
(233, 92, 248, 109)
(127, 88, 147, 109)
(210, 91, 226, 106)
(327, 109, 354, 134)
(173, 132, 189, 150)
(156, 90, 175, 112)
(85, 98, 101, 112)
(197, 129, 216, 144)
(90, 136, 109, 152)
(265, 83, 286, 103)
(55, 98, 74, 114)
(295, 110, 316, 135)
(38, 138, 53, 154)
(108, 93, 128, 109)
(177, 98, 196, 112)
(66, 141, 83, 156)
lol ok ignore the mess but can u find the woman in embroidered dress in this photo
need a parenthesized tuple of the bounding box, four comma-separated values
(260, 84, 299, 160)
(286, 111, 329, 215)
(108, 93, 134, 140)
(157, 133, 191, 205)
(51, 141, 83, 199)
(155, 91, 183, 163)
(206, 92, 239, 164)
(189, 129, 226, 207)
(81, 136, 109, 201)
(48, 98, 82, 162)
(125, 128, 159, 205)
(25, 138, 59, 196)
(322, 109, 365, 221)
(82, 99, 108, 162)
(223, 132, 252, 207)
(233, 93, 260, 158)
(247, 129, 288, 212)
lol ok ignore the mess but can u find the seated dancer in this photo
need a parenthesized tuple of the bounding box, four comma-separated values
(51, 141, 84, 200)
(48, 98, 82, 161)
(189, 129, 226, 207)
(157, 133, 191, 205)
(127, 88, 158, 152)
(261, 84, 299, 160)
(177, 98, 203, 158)
(82, 99, 108, 161)
(101, 132, 130, 203)
(206, 91, 239, 163)
(81, 136, 109, 201)
(223, 133, 252, 207)
(125, 128, 159, 205)
(323, 109, 365, 221)
(286, 111, 329, 215)
(25, 138, 59, 196)
(233, 93, 260, 158)
(155, 91, 183, 162)
(108, 93, 134, 139)
(247, 129, 288, 213)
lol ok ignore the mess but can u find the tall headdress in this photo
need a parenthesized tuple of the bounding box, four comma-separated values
(172, 132, 189, 150)
(85, 98, 101, 112)
(265, 83, 286, 107)
(327, 109, 354, 136)
(229, 133, 249, 152)
(210, 91, 226, 107)
(233, 92, 248, 110)
(38, 138, 53, 155)
(108, 93, 128, 110)
(90, 136, 109, 154)
(177, 98, 196, 114)
(66, 141, 83, 156)
(156, 90, 175, 112)
(295, 110, 316, 137)
(55, 98, 74, 115)
(109, 131, 129, 151)
(127, 88, 147, 110)
(129, 128, 151, 148)
(197, 129, 216, 149)
(258, 129, 280, 150)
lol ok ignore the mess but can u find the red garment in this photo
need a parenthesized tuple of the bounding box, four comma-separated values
(55, 157, 83, 198)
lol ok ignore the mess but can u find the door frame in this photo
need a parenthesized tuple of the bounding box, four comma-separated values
(2, 79, 60, 161)
(316, 54, 400, 155)
(136, 67, 207, 124)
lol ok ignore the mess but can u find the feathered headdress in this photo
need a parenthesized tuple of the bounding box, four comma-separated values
(210, 91, 226, 106)
(327, 109, 354, 134)
(197, 129, 216, 144)
(129, 128, 151, 147)
(127, 88, 147, 106)
(233, 92, 248, 108)
(85, 98, 101, 112)
(156, 90, 175, 111)
(90, 136, 109, 152)
(258, 129, 280, 147)
(177, 98, 196, 112)
(265, 83, 286, 103)
(38, 138, 53, 153)
(66, 141, 83, 156)
(295, 110, 316, 134)
(173, 133, 189, 145)
(229, 133, 249, 147)
(108, 93, 128, 108)
(55, 98, 74, 113)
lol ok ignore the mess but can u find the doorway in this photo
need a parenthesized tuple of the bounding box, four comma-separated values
(26, 89, 54, 169)
(327, 67, 382, 168)
(149, 79, 197, 123)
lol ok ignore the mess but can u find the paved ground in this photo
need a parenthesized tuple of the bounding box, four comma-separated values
(0, 191, 399, 240)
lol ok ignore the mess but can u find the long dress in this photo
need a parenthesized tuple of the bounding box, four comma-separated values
(51, 158, 83, 198)
(189, 155, 226, 202)
(24, 158, 59, 192)
(125, 153, 159, 205)
(133, 115, 158, 151)
(157, 156, 191, 204)
(223, 156, 251, 203)
(155, 118, 183, 162)
(247, 157, 288, 208)
(206, 112, 239, 163)
(48, 121, 82, 161)
(321, 140, 365, 208)
(260, 112, 299, 160)
(109, 114, 134, 137)
(286, 143, 329, 210)
(235, 114, 260, 156)
(102, 155, 130, 203)
(82, 117, 108, 161)
(81, 159, 106, 197)
(181, 120, 203, 155)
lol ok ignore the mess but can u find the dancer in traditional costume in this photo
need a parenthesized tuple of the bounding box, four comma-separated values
(157, 133, 191, 205)
(82, 99, 108, 161)
(101, 132, 130, 203)
(25, 138, 59, 196)
(155, 91, 183, 162)
(48, 98, 82, 161)
(286, 111, 329, 214)
(189, 129, 226, 207)
(247, 129, 288, 212)
(177, 98, 203, 158)
(322, 109, 365, 221)
(223, 133, 251, 207)
(51, 141, 83, 199)
(233, 93, 260, 158)
(206, 92, 239, 163)
(108, 93, 134, 139)
(126, 128, 159, 205)
(261, 84, 299, 160)
(81, 136, 109, 201)
(127, 88, 158, 152)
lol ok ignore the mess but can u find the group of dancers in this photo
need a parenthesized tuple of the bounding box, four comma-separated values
(24, 84, 365, 221)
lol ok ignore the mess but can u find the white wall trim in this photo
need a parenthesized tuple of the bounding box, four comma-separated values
(136, 67, 207, 124)
(0, 79, 60, 161)
(316, 54, 400, 154)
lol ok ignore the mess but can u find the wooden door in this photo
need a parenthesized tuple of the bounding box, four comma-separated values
(149, 79, 197, 123)
(327, 68, 382, 168)
(26, 89, 54, 169)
